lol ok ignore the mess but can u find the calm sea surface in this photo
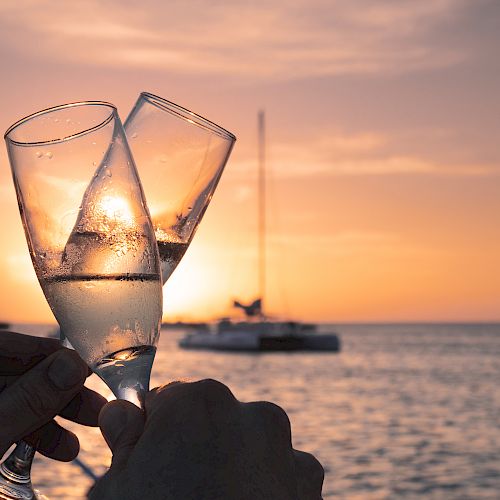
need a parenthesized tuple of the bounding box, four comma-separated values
(7, 323, 500, 499)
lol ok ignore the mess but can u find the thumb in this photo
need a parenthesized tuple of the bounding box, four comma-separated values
(99, 400, 144, 470)
(0, 348, 87, 457)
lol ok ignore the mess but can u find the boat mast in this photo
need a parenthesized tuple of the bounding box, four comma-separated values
(258, 111, 266, 317)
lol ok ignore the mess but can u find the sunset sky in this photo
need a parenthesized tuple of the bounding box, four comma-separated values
(0, 0, 499, 323)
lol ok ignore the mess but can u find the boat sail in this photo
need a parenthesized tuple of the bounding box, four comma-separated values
(179, 112, 340, 351)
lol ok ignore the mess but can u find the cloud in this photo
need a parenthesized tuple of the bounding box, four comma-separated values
(52, 21, 159, 42)
(229, 129, 500, 178)
(0, 0, 482, 80)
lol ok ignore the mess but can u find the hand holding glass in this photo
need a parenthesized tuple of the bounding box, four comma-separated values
(1, 102, 162, 499)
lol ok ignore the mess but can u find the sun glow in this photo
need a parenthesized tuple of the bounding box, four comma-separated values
(97, 195, 134, 226)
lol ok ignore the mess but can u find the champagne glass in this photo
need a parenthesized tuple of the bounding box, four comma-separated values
(124, 92, 236, 284)
(58, 94, 235, 347)
(1, 102, 162, 499)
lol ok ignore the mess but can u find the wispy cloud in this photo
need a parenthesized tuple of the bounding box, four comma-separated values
(230, 129, 500, 178)
(0, 0, 477, 80)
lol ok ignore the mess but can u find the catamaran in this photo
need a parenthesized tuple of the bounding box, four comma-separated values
(179, 112, 340, 352)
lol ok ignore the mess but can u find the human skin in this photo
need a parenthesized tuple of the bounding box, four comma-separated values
(90, 380, 324, 499)
(0, 331, 107, 461)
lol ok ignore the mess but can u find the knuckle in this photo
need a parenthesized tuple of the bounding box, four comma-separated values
(259, 401, 292, 432)
(310, 455, 325, 482)
(192, 379, 236, 403)
(246, 401, 292, 447)
(295, 450, 325, 483)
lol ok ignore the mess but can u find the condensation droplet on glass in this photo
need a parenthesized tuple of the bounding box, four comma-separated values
(92, 161, 97, 166)
(160, 156, 167, 163)
(92, 141, 97, 146)
(131, 132, 138, 139)
(45, 152, 53, 159)
(104, 166, 112, 177)
(35, 151, 43, 158)
(66, 118, 71, 123)
(146, 139, 152, 144)
(54, 118, 59, 123)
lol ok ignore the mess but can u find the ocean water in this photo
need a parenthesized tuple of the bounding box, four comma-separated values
(6, 323, 500, 499)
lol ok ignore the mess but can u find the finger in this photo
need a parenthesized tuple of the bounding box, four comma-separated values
(25, 420, 80, 462)
(243, 401, 293, 448)
(145, 379, 238, 421)
(0, 369, 93, 392)
(294, 450, 324, 500)
(144, 381, 189, 419)
(145, 381, 184, 408)
(0, 348, 88, 457)
(0, 331, 61, 375)
(59, 387, 108, 426)
(99, 400, 144, 471)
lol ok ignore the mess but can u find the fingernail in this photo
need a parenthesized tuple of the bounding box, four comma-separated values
(47, 350, 86, 390)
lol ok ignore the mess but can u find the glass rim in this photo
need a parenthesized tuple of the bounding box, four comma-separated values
(138, 92, 237, 142)
(4, 101, 117, 146)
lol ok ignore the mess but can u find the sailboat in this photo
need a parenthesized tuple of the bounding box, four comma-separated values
(179, 112, 340, 352)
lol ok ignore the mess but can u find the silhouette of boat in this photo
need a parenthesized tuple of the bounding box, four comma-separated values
(179, 112, 340, 353)
(179, 319, 340, 352)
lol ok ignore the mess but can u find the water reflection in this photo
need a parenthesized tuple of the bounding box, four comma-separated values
(24, 324, 500, 499)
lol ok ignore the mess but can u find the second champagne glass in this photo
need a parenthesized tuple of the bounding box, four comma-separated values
(1, 102, 162, 498)
(125, 92, 236, 284)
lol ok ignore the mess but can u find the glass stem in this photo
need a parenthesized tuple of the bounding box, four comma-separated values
(113, 382, 148, 409)
(94, 345, 156, 410)
(0, 440, 35, 484)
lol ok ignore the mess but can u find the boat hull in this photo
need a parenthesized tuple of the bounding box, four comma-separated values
(179, 329, 340, 352)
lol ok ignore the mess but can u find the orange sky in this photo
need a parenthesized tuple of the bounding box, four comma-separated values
(0, 0, 499, 323)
